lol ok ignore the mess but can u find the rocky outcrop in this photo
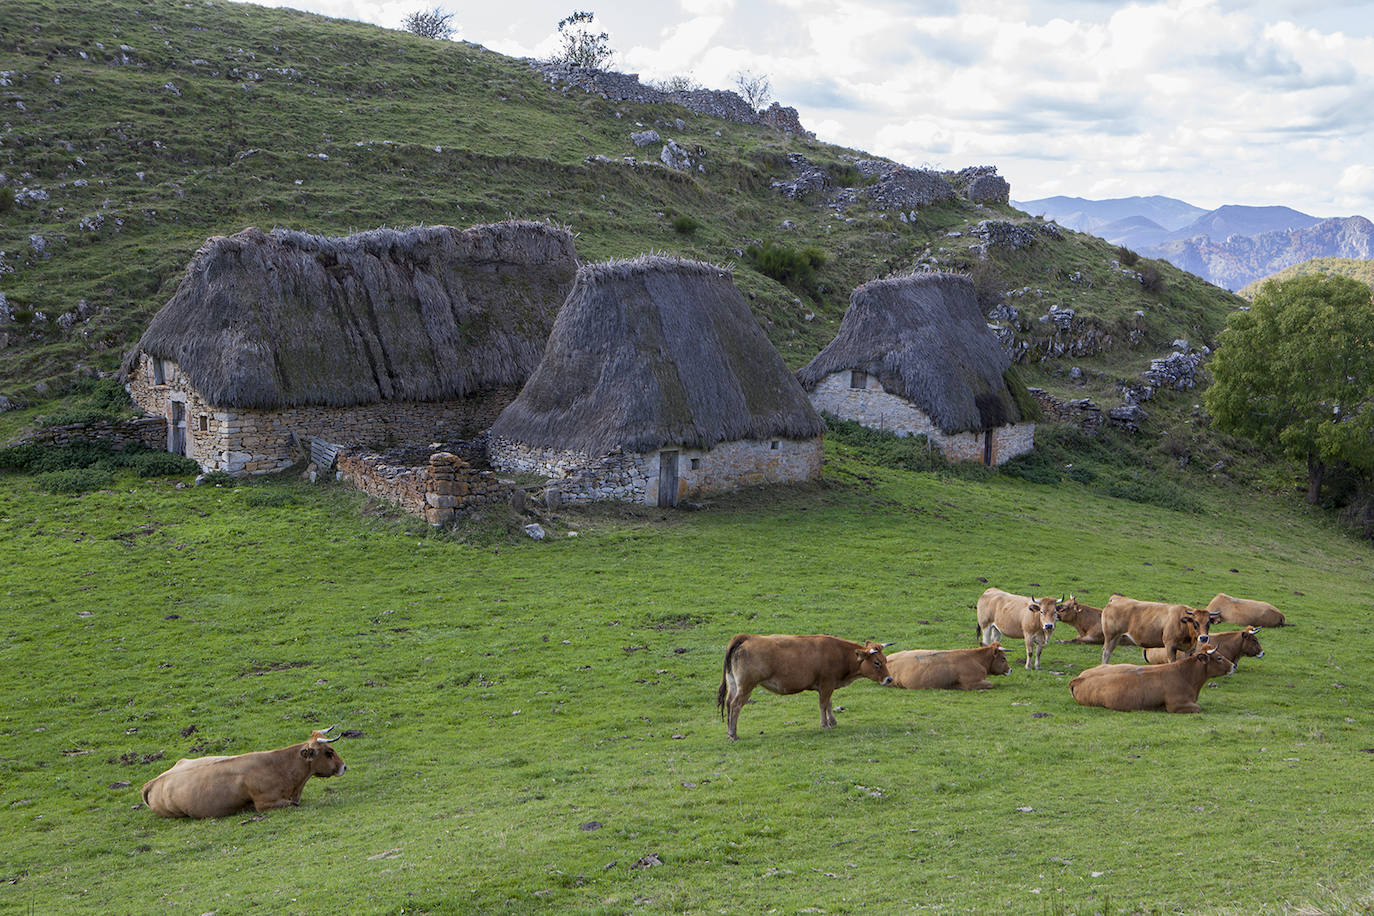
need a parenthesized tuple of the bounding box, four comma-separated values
(970, 219, 1061, 252)
(1145, 216, 1374, 291)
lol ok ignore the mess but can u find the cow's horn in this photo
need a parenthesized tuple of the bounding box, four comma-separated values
(316, 725, 339, 743)
(880, 642, 895, 648)
(1251, 626, 1262, 633)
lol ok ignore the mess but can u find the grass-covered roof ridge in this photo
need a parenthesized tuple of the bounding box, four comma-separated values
(490, 255, 826, 455)
(797, 271, 1023, 433)
(120, 221, 577, 409)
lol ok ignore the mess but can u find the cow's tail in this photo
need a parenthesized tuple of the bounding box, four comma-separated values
(140, 778, 155, 807)
(717, 635, 748, 719)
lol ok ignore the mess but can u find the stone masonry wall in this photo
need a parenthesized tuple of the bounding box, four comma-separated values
(12, 415, 167, 451)
(336, 450, 512, 526)
(128, 354, 516, 475)
(809, 371, 1035, 466)
(490, 436, 824, 506)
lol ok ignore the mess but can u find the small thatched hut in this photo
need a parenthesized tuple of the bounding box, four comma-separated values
(122, 221, 577, 475)
(488, 256, 826, 506)
(797, 272, 1037, 465)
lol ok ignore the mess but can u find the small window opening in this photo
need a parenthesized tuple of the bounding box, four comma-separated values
(152, 358, 166, 385)
(690, 458, 701, 470)
(198, 415, 209, 432)
(770, 441, 780, 450)
(849, 370, 867, 389)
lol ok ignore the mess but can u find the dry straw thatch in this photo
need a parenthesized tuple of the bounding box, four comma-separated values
(490, 255, 825, 456)
(121, 221, 577, 408)
(796, 272, 1023, 433)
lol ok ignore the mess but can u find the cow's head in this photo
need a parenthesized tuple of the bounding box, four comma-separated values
(857, 642, 894, 686)
(1194, 644, 1236, 679)
(1056, 594, 1083, 625)
(1177, 606, 1215, 649)
(1031, 596, 1059, 634)
(301, 728, 347, 777)
(986, 642, 1011, 676)
(1239, 626, 1265, 659)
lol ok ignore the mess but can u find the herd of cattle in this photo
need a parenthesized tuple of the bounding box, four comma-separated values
(715, 588, 1284, 740)
(139, 588, 1283, 816)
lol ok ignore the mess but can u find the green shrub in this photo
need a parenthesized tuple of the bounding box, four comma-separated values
(745, 241, 826, 294)
(127, 451, 200, 478)
(34, 467, 115, 494)
(0, 442, 46, 471)
(0, 186, 14, 214)
(1117, 245, 1139, 267)
(37, 379, 134, 427)
(671, 214, 699, 236)
(825, 416, 950, 473)
(199, 470, 236, 487)
(1139, 264, 1166, 294)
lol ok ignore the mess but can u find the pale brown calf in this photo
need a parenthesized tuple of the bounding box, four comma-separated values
(1142, 626, 1265, 667)
(975, 587, 1060, 670)
(142, 729, 346, 818)
(885, 643, 1011, 690)
(1100, 595, 1218, 665)
(717, 634, 893, 740)
(1207, 593, 1286, 628)
(1069, 646, 1235, 713)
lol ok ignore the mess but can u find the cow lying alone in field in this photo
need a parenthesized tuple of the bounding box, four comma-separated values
(717, 634, 893, 740)
(1070, 645, 1235, 713)
(885, 643, 1011, 690)
(1207, 593, 1286, 628)
(975, 587, 1059, 669)
(141, 729, 346, 818)
(1142, 626, 1265, 667)
(1100, 595, 1218, 665)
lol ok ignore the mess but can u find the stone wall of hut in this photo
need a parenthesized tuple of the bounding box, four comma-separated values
(490, 436, 823, 506)
(809, 371, 1034, 465)
(13, 415, 167, 451)
(128, 354, 518, 475)
(335, 450, 511, 526)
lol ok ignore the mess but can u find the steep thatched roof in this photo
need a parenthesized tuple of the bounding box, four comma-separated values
(120, 221, 577, 409)
(489, 256, 825, 456)
(796, 272, 1022, 433)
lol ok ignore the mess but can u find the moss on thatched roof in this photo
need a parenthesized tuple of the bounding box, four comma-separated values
(489, 255, 825, 456)
(796, 272, 1023, 433)
(120, 221, 577, 409)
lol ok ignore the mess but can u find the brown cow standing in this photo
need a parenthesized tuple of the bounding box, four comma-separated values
(1056, 594, 1104, 644)
(1207, 593, 1286, 628)
(717, 634, 893, 740)
(1143, 626, 1265, 667)
(142, 729, 346, 818)
(1099, 595, 1218, 665)
(975, 587, 1060, 670)
(1069, 645, 1236, 713)
(885, 643, 1011, 690)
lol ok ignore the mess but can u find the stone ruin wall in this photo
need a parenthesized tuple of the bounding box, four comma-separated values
(809, 371, 1035, 466)
(490, 436, 824, 506)
(128, 354, 517, 475)
(13, 414, 167, 451)
(335, 450, 511, 526)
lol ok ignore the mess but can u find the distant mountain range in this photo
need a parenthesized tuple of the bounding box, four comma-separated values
(1014, 195, 1373, 290)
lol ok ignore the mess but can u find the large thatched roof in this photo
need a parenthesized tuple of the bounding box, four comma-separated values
(796, 272, 1022, 433)
(489, 256, 825, 456)
(120, 221, 577, 409)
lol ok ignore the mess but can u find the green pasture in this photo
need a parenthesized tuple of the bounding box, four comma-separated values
(1, 448, 1371, 915)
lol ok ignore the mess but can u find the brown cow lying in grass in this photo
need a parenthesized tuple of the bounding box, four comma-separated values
(1100, 595, 1218, 665)
(717, 634, 893, 740)
(1143, 626, 1265, 667)
(975, 587, 1060, 670)
(885, 644, 1011, 690)
(1055, 594, 1104, 644)
(1207, 593, 1286, 627)
(1070, 645, 1235, 713)
(142, 729, 346, 818)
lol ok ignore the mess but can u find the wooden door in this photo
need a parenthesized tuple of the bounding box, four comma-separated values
(170, 401, 187, 456)
(657, 450, 679, 507)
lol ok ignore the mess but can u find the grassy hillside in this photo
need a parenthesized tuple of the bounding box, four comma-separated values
(1, 0, 1242, 403)
(1, 445, 1372, 914)
(1238, 256, 1374, 299)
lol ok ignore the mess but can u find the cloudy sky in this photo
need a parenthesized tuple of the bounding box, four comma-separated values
(249, 0, 1374, 217)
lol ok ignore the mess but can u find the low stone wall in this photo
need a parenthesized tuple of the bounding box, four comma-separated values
(809, 371, 1035, 465)
(336, 450, 512, 526)
(490, 436, 824, 505)
(10, 415, 167, 451)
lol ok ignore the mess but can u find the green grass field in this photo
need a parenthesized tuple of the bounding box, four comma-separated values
(2, 443, 1371, 915)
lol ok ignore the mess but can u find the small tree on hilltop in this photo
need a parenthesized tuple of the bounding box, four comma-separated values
(401, 7, 455, 40)
(734, 70, 772, 111)
(1204, 274, 1374, 504)
(555, 11, 613, 69)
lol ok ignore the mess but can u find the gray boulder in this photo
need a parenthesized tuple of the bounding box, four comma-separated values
(630, 129, 660, 147)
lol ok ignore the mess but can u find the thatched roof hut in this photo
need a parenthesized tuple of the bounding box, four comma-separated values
(490, 256, 825, 457)
(797, 272, 1026, 433)
(121, 221, 577, 409)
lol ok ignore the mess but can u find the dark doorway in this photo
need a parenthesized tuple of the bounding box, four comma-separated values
(982, 430, 993, 466)
(658, 450, 679, 507)
(170, 401, 187, 456)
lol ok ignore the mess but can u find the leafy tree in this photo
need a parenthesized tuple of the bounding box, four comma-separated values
(401, 7, 455, 40)
(734, 69, 771, 110)
(1205, 275, 1374, 503)
(554, 11, 612, 69)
